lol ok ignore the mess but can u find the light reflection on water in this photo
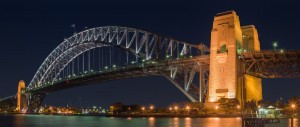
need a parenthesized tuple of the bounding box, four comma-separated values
(0, 114, 298, 127)
(287, 118, 299, 127)
(148, 117, 155, 127)
(184, 117, 191, 127)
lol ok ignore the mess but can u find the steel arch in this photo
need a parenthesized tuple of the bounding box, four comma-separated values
(28, 26, 204, 90)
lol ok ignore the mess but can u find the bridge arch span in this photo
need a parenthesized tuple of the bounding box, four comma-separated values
(28, 26, 206, 91)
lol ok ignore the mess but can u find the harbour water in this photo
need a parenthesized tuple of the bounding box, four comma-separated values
(0, 114, 298, 127)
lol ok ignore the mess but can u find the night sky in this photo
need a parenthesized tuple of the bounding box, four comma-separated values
(0, 0, 299, 108)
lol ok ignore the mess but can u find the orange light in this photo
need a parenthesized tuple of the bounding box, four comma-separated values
(186, 106, 190, 110)
(150, 106, 154, 110)
(215, 106, 219, 110)
(292, 104, 295, 109)
(174, 106, 178, 110)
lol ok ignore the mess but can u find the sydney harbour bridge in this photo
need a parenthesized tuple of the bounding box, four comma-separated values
(1, 11, 300, 113)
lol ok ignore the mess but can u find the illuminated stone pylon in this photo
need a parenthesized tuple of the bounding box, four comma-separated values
(208, 11, 262, 103)
(16, 80, 28, 112)
(241, 25, 262, 102)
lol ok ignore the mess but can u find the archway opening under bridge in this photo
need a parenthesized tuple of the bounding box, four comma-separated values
(42, 76, 194, 108)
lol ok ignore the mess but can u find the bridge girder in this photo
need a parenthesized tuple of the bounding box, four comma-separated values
(240, 50, 300, 78)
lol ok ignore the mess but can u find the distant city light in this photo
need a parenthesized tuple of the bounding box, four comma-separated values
(186, 106, 190, 110)
(149, 105, 154, 110)
(174, 106, 178, 110)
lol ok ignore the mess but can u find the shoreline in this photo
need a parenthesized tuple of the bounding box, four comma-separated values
(0, 113, 241, 118)
(0, 113, 297, 119)
(105, 114, 242, 118)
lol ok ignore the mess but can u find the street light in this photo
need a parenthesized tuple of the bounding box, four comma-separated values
(141, 107, 145, 114)
(186, 106, 190, 115)
(174, 106, 178, 114)
(291, 104, 296, 116)
(215, 106, 219, 115)
(237, 105, 242, 116)
(150, 105, 154, 110)
(186, 106, 190, 110)
(174, 106, 178, 110)
(272, 41, 278, 51)
(215, 106, 219, 110)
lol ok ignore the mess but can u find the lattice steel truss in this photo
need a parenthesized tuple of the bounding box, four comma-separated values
(27, 26, 209, 104)
(240, 50, 300, 78)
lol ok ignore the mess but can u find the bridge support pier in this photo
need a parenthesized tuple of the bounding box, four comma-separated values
(207, 11, 263, 106)
(17, 80, 28, 113)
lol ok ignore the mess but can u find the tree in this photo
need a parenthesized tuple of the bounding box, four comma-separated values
(218, 98, 240, 114)
(185, 102, 204, 110)
(126, 104, 142, 112)
(274, 99, 285, 109)
(257, 100, 271, 107)
(244, 100, 257, 114)
(110, 102, 125, 114)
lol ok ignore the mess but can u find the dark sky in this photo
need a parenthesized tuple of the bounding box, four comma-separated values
(0, 0, 299, 108)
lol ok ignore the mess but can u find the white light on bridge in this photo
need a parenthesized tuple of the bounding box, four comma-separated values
(272, 41, 278, 50)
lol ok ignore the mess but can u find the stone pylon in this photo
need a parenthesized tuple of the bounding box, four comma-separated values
(17, 80, 28, 112)
(207, 11, 262, 104)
